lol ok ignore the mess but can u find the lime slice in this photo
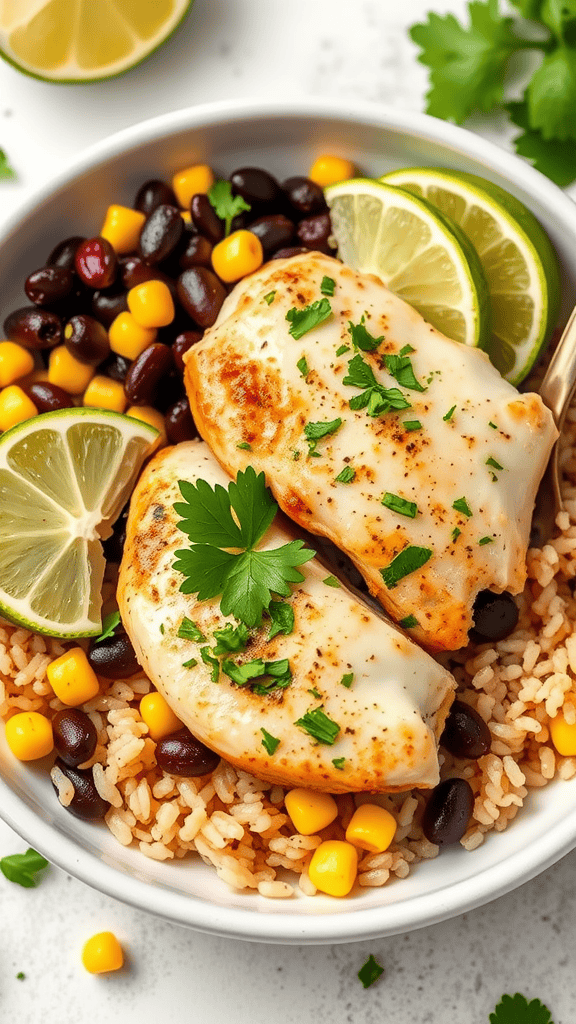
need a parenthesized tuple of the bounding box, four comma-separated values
(0, 408, 158, 638)
(0, 0, 193, 83)
(324, 178, 491, 349)
(380, 168, 561, 385)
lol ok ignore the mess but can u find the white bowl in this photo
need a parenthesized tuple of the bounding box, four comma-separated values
(1, 99, 576, 944)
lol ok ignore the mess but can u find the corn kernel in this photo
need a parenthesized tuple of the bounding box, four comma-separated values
(308, 155, 356, 188)
(108, 312, 157, 361)
(550, 712, 576, 756)
(140, 691, 182, 740)
(172, 164, 215, 209)
(211, 230, 263, 284)
(308, 840, 358, 897)
(181, 210, 192, 224)
(5, 711, 54, 761)
(0, 341, 35, 387)
(82, 931, 124, 974)
(345, 803, 397, 853)
(284, 788, 338, 835)
(100, 204, 146, 255)
(48, 347, 94, 395)
(0, 386, 37, 432)
(127, 280, 175, 329)
(83, 375, 127, 413)
(126, 405, 166, 449)
(46, 647, 100, 707)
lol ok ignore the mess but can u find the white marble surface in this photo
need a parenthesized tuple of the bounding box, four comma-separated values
(1, 1, 575, 1021)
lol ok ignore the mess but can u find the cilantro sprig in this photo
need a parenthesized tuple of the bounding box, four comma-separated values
(489, 992, 554, 1023)
(207, 180, 251, 236)
(173, 467, 315, 628)
(343, 353, 411, 418)
(0, 849, 49, 888)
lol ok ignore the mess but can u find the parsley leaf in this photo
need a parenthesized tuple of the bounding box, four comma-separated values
(344, 353, 411, 417)
(177, 617, 206, 642)
(489, 992, 554, 1024)
(479, 535, 494, 545)
(297, 355, 310, 377)
(486, 456, 504, 471)
(320, 275, 336, 296)
(340, 672, 354, 688)
(527, 46, 576, 141)
(384, 352, 426, 392)
(323, 575, 340, 588)
(443, 404, 457, 421)
(508, 98, 576, 186)
(0, 149, 16, 180)
(399, 613, 419, 628)
(268, 600, 295, 640)
(335, 466, 356, 484)
(332, 757, 346, 770)
(403, 419, 422, 432)
(95, 610, 121, 643)
(182, 657, 198, 668)
(0, 848, 49, 888)
(263, 290, 276, 305)
(212, 622, 250, 655)
(208, 179, 251, 236)
(237, 441, 252, 451)
(286, 298, 332, 339)
(381, 492, 418, 518)
(348, 316, 384, 352)
(223, 657, 292, 694)
(261, 728, 281, 755)
(336, 343, 350, 356)
(358, 954, 384, 988)
(304, 417, 342, 456)
(453, 497, 473, 517)
(295, 707, 340, 744)
(380, 546, 433, 589)
(200, 646, 220, 682)
(452, 526, 462, 541)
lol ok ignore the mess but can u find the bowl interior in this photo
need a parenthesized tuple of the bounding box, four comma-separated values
(1, 102, 576, 943)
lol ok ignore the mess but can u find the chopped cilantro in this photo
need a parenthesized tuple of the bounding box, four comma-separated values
(207, 179, 251, 235)
(16, 972, 25, 980)
(452, 526, 462, 542)
(286, 298, 332, 339)
(452, 497, 472, 517)
(336, 343, 351, 356)
(0, 848, 48, 888)
(237, 441, 252, 451)
(260, 728, 280, 755)
(159, 623, 165, 634)
(358, 954, 384, 988)
(335, 466, 356, 484)
(348, 316, 384, 352)
(323, 575, 340, 588)
(344, 353, 411, 417)
(384, 352, 426, 392)
(304, 417, 342, 456)
(95, 610, 121, 643)
(332, 757, 346, 770)
(489, 992, 553, 1024)
(320, 275, 336, 296)
(489, 421, 497, 429)
(400, 344, 415, 355)
(177, 617, 205, 642)
(403, 420, 422, 432)
(293, 450, 301, 461)
(222, 657, 292, 694)
(263, 290, 276, 305)
(381, 492, 418, 518)
(212, 622, 250, 655)
(268, 600, 295, 640)
(200, 646, 220, 682)
(295, 707, 340, 745)
(380, 545, 433, 589)
(182, 657, 198, 668)
(308, 687, 322, 698)
(443, 404, 457, 421)
(297, 355, 310, 377)
(479, 535, 494, 545)
(340, 672, 354, 688)
(486, 456, 504, 471)
(399, 614, 418, 629)
(0, 149, 16, 180)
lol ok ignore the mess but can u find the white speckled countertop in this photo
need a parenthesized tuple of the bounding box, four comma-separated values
(1, 2, 575, 1021)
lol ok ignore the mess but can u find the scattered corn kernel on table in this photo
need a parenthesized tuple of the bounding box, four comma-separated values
(1, 1, 576, 1022)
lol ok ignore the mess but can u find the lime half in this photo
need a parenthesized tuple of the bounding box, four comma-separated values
(381, 167, 561, 384)
(324, 178, 491, 349)
(0, 409, 158, 638)
(0, 0, 193, 84)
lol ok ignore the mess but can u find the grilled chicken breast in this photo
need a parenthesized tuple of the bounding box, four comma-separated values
(185, 253, 557, 651)
(118, 440, 455, 793)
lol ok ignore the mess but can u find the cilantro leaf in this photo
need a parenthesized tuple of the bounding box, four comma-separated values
(297, 355, 310, 377)
(453, 497, 473, 517)
(219, 542, 313, 627)
(358, 954, 384, 988)
(443, 404, 457, 421)
(384, 352, 426, 392)
(509, 0, 544, 17)
(200, 646, 220, 682)
(295, 707, 340, 744)
(344, 354, 411, 417)
(508, 98, 576, 185)
(348, 317, 384, 351)
(177, 617, 206, 642)
(174, 477, 244, 547)
(381, 492, 418, 518)
(527, 46, 576, 141)
(0, 149, 16, 180)
(95, 610, 121, 643)
(0, 848, 49, 888)
(380, 545, 433, 589)
(263, 290, 276, 305)
(173, 545, 238, 600)
(208, 179, 251, 236)
(340, 672, 354, 688)
(212, 622, 250, 655)
(403, 419, 422, 432)
(268, 600, 295, 640)
(222, 656, 292, 694)
(304, 417, 342, 456)
(489, 992, 554, 1024)
(540, 0, 576, 44)
(261, 728, 280, 755)
(323, 575, 340, 588)
(399, 614, 419, 628)
(332, 757, 346, 770)
(335, 465, 356, 484)
(286, 298, 332, 339)
(320, 276, 335, 296)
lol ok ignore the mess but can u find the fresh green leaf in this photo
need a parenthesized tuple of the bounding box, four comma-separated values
(16, 972, 25, 980)
(286, 298, 332, 339)
(508, 99, 576, 186)
(453, 497, 473, 517)
(212, 622, 250, 655)
(174, 545, 238, 600)
(384, 352, 426, 392)
(0, 148, 16, 180)
(200, 646, 220, 682)
(358, 954, 384, 988)
(343, 352, 379, 391)
(323, 575, 341, 588)
(237, 441, 252, 451)
(175, 477, 244, 547)
(159, 623, 165, 634)
(332, 757, 346, 770)
(541, 0, 576, 45)
(297, 355, 310, 377)
(222, 657, 266, 686)
(399, 614, 419, 628)
(452, 526, 462, 541)
(304, 417, 342, 456)
(348, 316, 384, 352)
(489, 421, 498, 429)
(308, 687, 322, 698)
(263, 290, 276, 305)
(229, 465, 280, 549)
(443, 404, 457, 421)
(0, 848, 49, 888)
(219, 542, 314, 627)
(380, 546, 433, 589)
(95, 610, 121, 643)
(381, 492, 418, 518)
(486, 456, 504, 471)
(400, 344, 415, 355)
(526, 46, 576, 141)
(336, 343, 351, 356)
(403, 420, 422, 432)
(261, 728, 281, 755)
(268, 600, 295, 640)
(509, 0, 544, 18)
(177, 617, 206, 642)
(222, 656, 292, 694)
(479, 535, 495, 545)
(344, 353, 411, 417)
(320, 275, 336, 296)
(489, 992, 553, 1024)
(182, 657, 198, 668)
(208, 179, 251, 235)
(335, 466, 356, 484)
(340, 672, 354, 688)
(295, 707, 340, 745)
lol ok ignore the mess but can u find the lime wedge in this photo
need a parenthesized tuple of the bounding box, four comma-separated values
(0, 409, 158, 638)
(324, 178, 490, 349)
(380, 167, 561, 384)
(0, 0, 193, 83)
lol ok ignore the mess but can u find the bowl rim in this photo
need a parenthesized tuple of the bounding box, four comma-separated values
(2, 95, 576, 943)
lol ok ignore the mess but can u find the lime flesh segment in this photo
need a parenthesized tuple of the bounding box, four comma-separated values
(0, 409, 158, 638)
(325, 178, 491, 348)
(380, 168, 561, 384)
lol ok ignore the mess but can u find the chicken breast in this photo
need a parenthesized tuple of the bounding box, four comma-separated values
(185, 253, 557, 651)
(118, 440, 455, 793)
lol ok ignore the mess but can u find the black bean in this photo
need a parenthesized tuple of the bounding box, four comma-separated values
(470, 590, 519, 644)
(282, 176, 327, 216)
(102, 505, 129, 563)
(271, 246, 309, 260)
(88, 631, 140, 679)
(190, 194, 224, 244)
(177, 233, 213, 270)
(3, 306, 63, 350)
(440, 700, 491, 760)
(230, 167, 280, 208)
(120, 254, 159, 289)
(100, 353, 131, 383)
(248, 214, 294, 256)
(75, 237, 118, 289)
(177, 268, 226, 328)
(91, 287, 129, 328)
(135, 178, 178, 216)
(47, 236, 86, 270)
(296, 212, 333, 255)
(138, 204, 183, 265)
(172, 330, 202, 373)
(155, 728, 220, 776)
(422, 778, 474, 845)
(52, 709, 97, 768)
(52, 759, 109, 820)
(154, 370, 185, 414)
(64, 314, 110, 365)
(165, 396, 197, 445)
(21, 381, 73, 413)
(124, 343, 174, 405)
(25, 266, 74, 307)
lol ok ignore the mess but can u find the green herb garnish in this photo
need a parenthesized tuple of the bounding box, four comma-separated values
(268, 600, 295, 640)
(489, 420, 498, 429)
(261, 728, 281, 755)
(399, 614, 418, 628)
(336, 343, 351, 356)
(208, 179, 251, 235)
(237, 442, 252, 451)
(348, 316, 384, 352)
(177, 617, 205, 642)
(263, 290, 276, 305)
(335, 466, 356, 484)
(489, 992, 554, 1024)
(95, 610, 121, 643)
(297, 355, 310, 377)
(0, 849, 48, 888)
(182, 657, 198, 668)
(332, 757, 346, 770)
(479, 535, 494, 545)
(343, 353, 411, 417)
(358, 954, 384, 988)
(384, 352, 426, 392)
(308, 687, 322, 698)
(340, 672, 354, 688)
(16, 972, 25, 980)
(0, 149, 16, 180)
(320, 275, 336, 296)
(286, 298, 332, 339)
(323, 576, 340, 588)
(486, 456, 504, 471)
(453, 497, 473, 517)
(222, 656, 292, 694)
(381, 545, 433, 589)
(212, 622, 250, 655)
(295, 707, 340, 745)
(452, 527, 462, 542)
(403, 420, 422, 432)
(200, 646, 220, 682)
(304, 417, 342, 456)
(443, 404, 457, 421)
(381, 492, 418, 518)
(159, 623, 165, 634)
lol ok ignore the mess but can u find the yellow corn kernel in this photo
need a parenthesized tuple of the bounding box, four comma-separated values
(46, 647, 100, 707)
(140, 691, 182, 740)
(0, 386, 37, 432)
(5, 711, 54, 761)
(308, 154, 356, 188)
(100, 204, 146, 255)
(181, 210, 192, 224)
(550, 712, 576, 756)
(284, 788, 338, 836)
(82, 931, 124, 974)
(126, 405, 166, 449)
(108, 312, 157, 360)
(172, 164, 215, 208)
(127, 280, 175, 329)
(345, 803, 397, 853)
(83, 375, 127, 413)
(0, 341, 35, 387)
(48, 346, 94, 396)
(211, 230, 263, 284)
(308, 840, 358, 897)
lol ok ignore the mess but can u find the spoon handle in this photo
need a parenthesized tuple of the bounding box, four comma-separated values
(539, 304, 576, 428)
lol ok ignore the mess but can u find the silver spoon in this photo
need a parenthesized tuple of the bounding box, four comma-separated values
(531, 304, 576, 547)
